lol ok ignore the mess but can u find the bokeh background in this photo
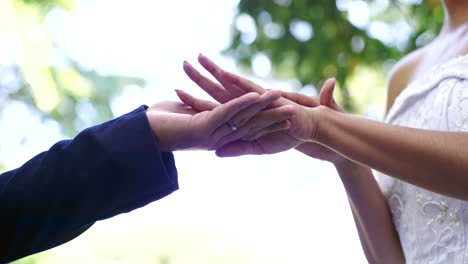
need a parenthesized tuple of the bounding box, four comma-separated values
(1, 0, 442, 263)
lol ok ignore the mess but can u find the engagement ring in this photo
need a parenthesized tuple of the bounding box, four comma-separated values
(226, 120, 238, 131)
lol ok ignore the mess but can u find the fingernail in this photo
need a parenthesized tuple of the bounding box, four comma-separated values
(282, 120, 291, 129)
(183, 62, 197, 75)
(175, 89, 183, 94)
(198, 53, 208, 62)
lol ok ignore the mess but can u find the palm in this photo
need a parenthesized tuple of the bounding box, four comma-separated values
(252, 131, 300, 153)
(215, 130, 298, 156)
(255, 132, 298, 154)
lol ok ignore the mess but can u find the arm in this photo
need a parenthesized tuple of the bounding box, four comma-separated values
(192, 56, 468, 199)
(0, 106, 179, 262)
(283, 87, 406, 263)
(0, 92, 292, 262)
(281, 82, 404, 263)
(335, 160, 404, 263)
(314, 105, 468, 201)
(181, 55, 405, 262)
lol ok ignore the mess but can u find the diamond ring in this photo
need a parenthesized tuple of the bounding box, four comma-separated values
(226, 120, 238, 131)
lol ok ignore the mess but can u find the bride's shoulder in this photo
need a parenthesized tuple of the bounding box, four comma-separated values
(385, 49, 426, 112)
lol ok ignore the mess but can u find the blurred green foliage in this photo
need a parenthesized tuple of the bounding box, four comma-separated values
(15, 0, 73, 14)
(1, 0, 144, 137)
(226, 0, 444, 111)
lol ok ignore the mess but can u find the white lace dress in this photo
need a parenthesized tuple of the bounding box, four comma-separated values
(378, 55, 468, 263)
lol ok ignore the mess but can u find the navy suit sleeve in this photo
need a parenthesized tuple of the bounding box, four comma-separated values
(0, 105, 178, 263)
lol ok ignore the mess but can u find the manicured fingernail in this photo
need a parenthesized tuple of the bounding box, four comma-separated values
(175, 89, 183, 94)
(183, 62, 197, 76)
(199, 53, 210, 60)
(199, 53, 209, 62)
(198, 54, 218, 73)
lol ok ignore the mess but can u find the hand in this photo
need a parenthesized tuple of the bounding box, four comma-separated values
(280, 88, 346, 164)
(181, 54, 346, 164)
(179, 71, 295, 155)
(145, 90, 295, 152)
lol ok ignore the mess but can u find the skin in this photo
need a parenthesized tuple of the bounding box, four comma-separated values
(181, 58, 344, 160)
(146, 90, 296, 152)
(181, 1, 468, 261)
(181, 56, 403, 263)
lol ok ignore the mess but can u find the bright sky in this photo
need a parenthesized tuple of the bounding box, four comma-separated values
(2, 0, 367, 262)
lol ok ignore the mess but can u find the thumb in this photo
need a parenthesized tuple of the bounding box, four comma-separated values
(319, 78, 343, 112)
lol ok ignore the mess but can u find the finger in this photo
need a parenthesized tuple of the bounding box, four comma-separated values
(215, 140, 266, 157)
(183, 60, 231, 103)
(241, 120, 291, 141)
(198, 54, 246, 98)
(220, 69, 291, 108)
(220, 70, 268, 94)
(198, 55, 294, 109)
(208, 92, 260, 129)
(319, 78, 343, 112)
(242, 120, 291, 141)
(213, 105, 295, 148)
(229, 89, 281, 128)
(280, 91, 320, 107)
(175, 89, 218, 112)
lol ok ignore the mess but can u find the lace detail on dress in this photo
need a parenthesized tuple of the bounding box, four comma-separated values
(377, 54, 468, 263)
(449, 79, 468, 132)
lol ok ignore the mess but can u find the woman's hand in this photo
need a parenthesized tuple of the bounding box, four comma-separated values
(181, 54, 346, 164)
(280, 90, 347, 165)
(146, 90, 295, 152)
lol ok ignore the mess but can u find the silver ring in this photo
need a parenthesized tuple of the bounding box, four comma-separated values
(226, 120, 238, 131)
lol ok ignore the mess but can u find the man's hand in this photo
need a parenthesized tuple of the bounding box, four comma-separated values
(145, 90, 295, 152)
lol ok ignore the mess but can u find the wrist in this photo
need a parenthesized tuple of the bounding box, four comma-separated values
(146, 111, 186, 152)
(308, 105, 329, 143)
